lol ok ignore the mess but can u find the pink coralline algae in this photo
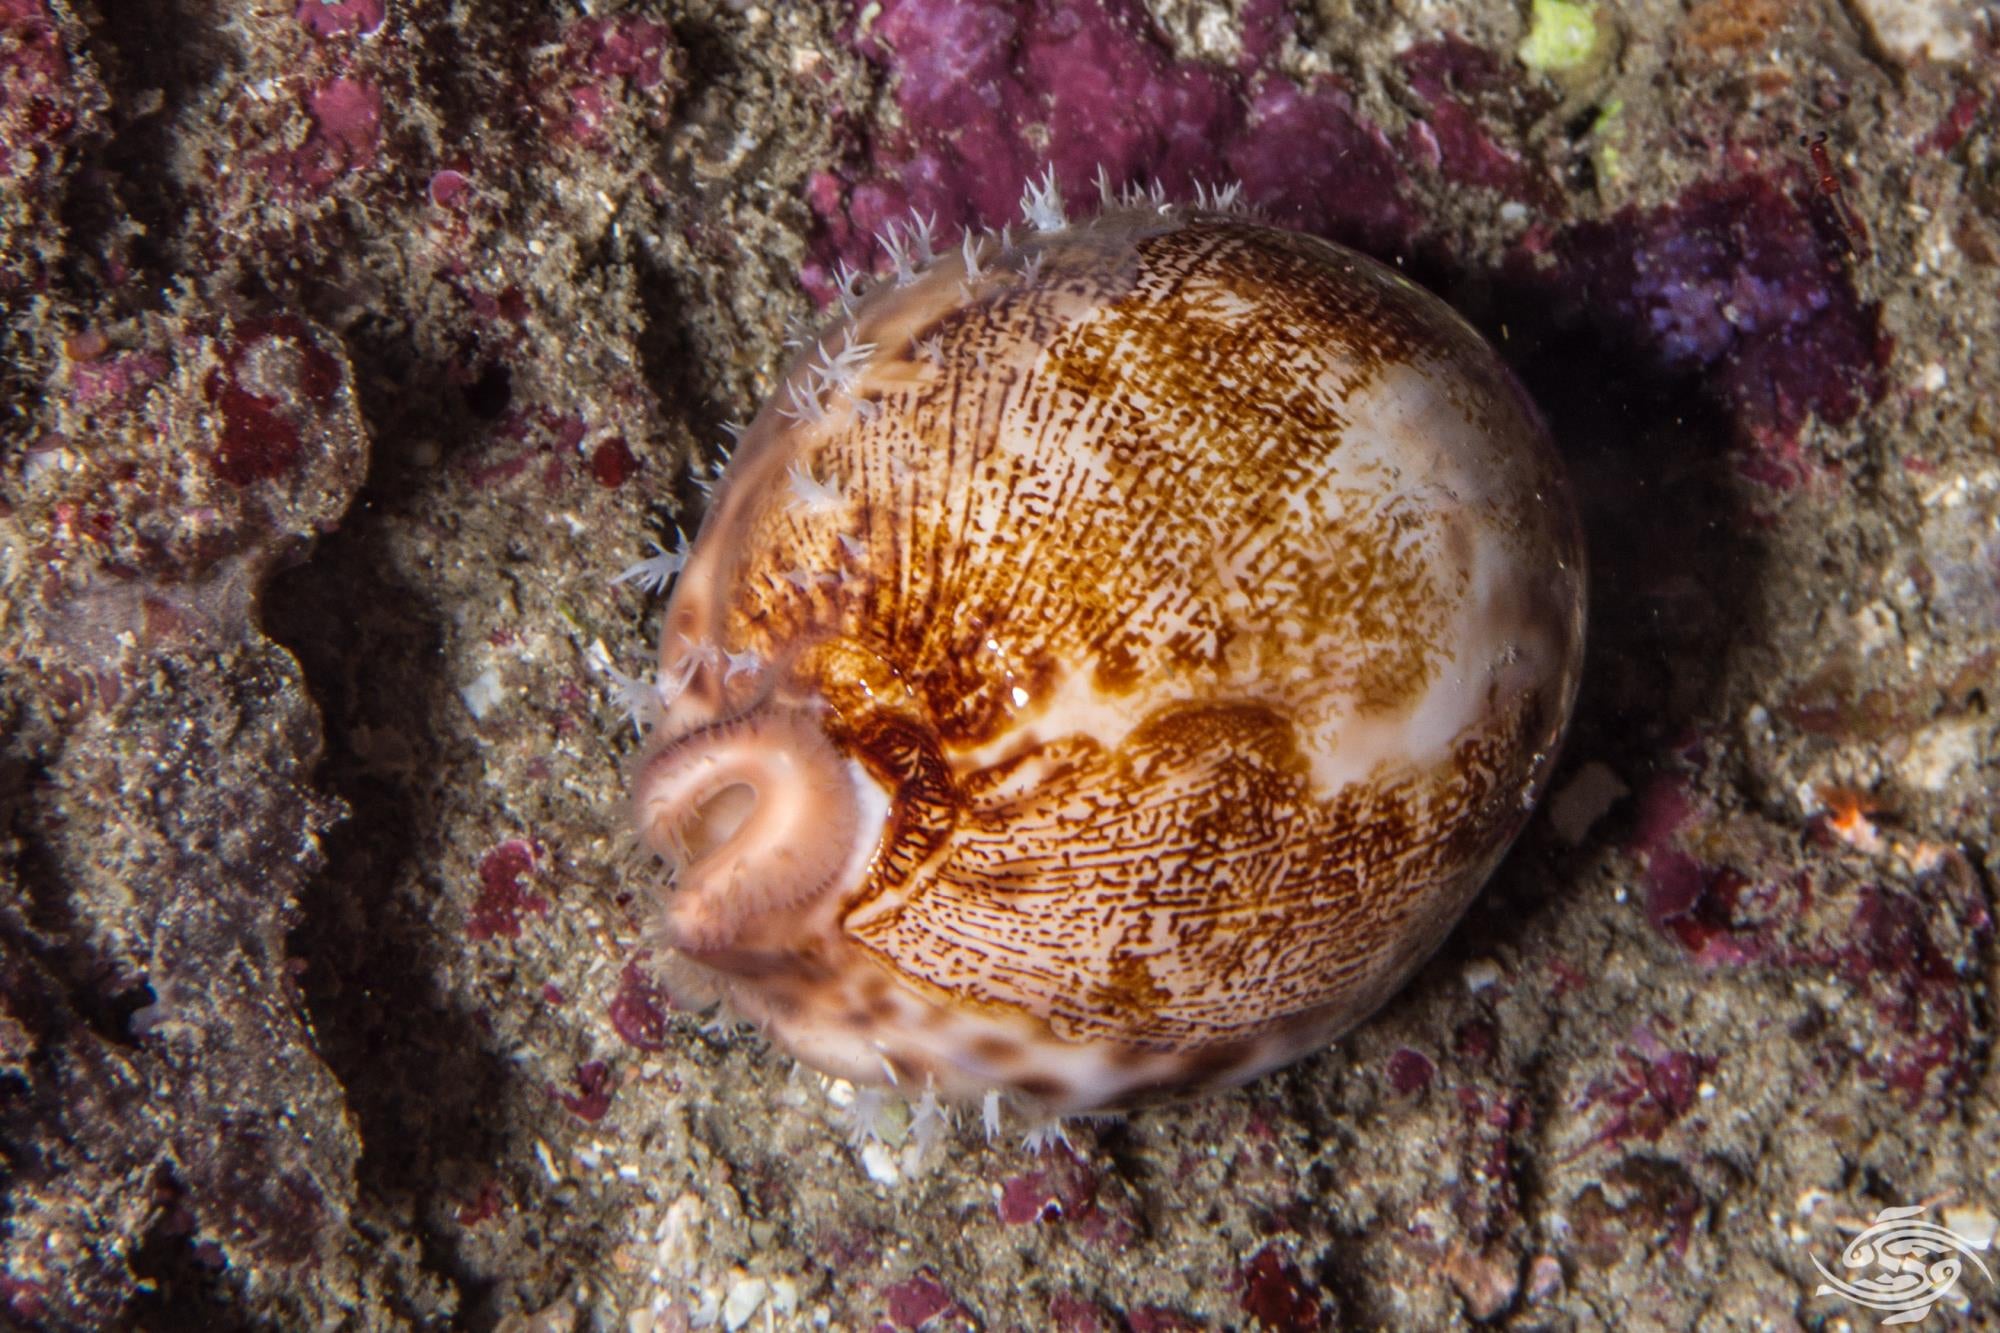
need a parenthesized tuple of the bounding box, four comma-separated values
(1624, 772, 1988, 1113)
(995, 1148, 1141, 1247)
(608, 956, 674, 1051)
(205, 317, 346, 487)
(1628, 776, 1803, 966)
(1398, 38, 1547, 202)
(1916, 90, 1987, 156)
(466, 839, 548, 941)
(455, 405, 594, 492)
(1236, 1245, 1328, 1332)
(0, 0, 80, 180)
(1573, 1026, 1713, 1152)
(549, 15, 680, 144)
(1626, 776, 1695, 863)
(878, 1268, 975, 1332)
(809, 0, 1410, 300)
(295, 0, 386, 40)
(1453, 1017, 1500, 1065)
(427, 167, 469, 207)
(1, 0, 101, 295)
(454, 1179, 505, 1227)
(1840, 879, 1988, 1113)
(255, 76, 383, 197)
(66, 347, 168, 410)
(998, 1148, 1096, 1215)
(555, 1060, 614, 1122)
(0, 1276, 48, 1324)
(1644, 855, 1809, 967)
(1449, 1088, 1529, 1242)
(1385, 1047, 1437, 1096)
(589, 436, 639, 488)
(1048, 1292, 1120, 1333)
(1559, 174, 1887, 481)
(998, 1170, 1068, 1226)
(569, 15, 675, 90)
(27, 314, 364, 592)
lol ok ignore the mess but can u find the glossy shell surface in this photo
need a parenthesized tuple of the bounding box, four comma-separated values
(633, 207, 1585, 1115)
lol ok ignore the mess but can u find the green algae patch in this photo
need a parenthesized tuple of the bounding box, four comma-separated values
(1520, 0, 1600, 72)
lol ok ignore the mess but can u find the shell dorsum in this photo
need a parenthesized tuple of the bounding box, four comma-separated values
(630, 204, 1586, 1116)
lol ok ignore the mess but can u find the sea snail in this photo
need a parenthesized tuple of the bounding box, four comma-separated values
(629, 180, 1586, 1118)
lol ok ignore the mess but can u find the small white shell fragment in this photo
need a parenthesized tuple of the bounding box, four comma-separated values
(1942, 1203, 1997, 1250)
(721, 1276, 767, 1331)
(1846, 0, 1979, 64)
(859, 1141, 900, 1185)
(1548, 761, 1630, 843)
(1463, 958, 1506, 993)
(459, 667, 504, 720)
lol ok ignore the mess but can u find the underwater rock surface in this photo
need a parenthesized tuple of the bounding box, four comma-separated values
(0, 0, 1994, 1327)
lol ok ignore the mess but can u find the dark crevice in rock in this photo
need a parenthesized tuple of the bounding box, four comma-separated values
(263, 522, 497, 1317)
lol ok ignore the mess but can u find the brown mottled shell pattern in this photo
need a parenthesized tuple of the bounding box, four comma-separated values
(634, 206, 1585, 1116)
